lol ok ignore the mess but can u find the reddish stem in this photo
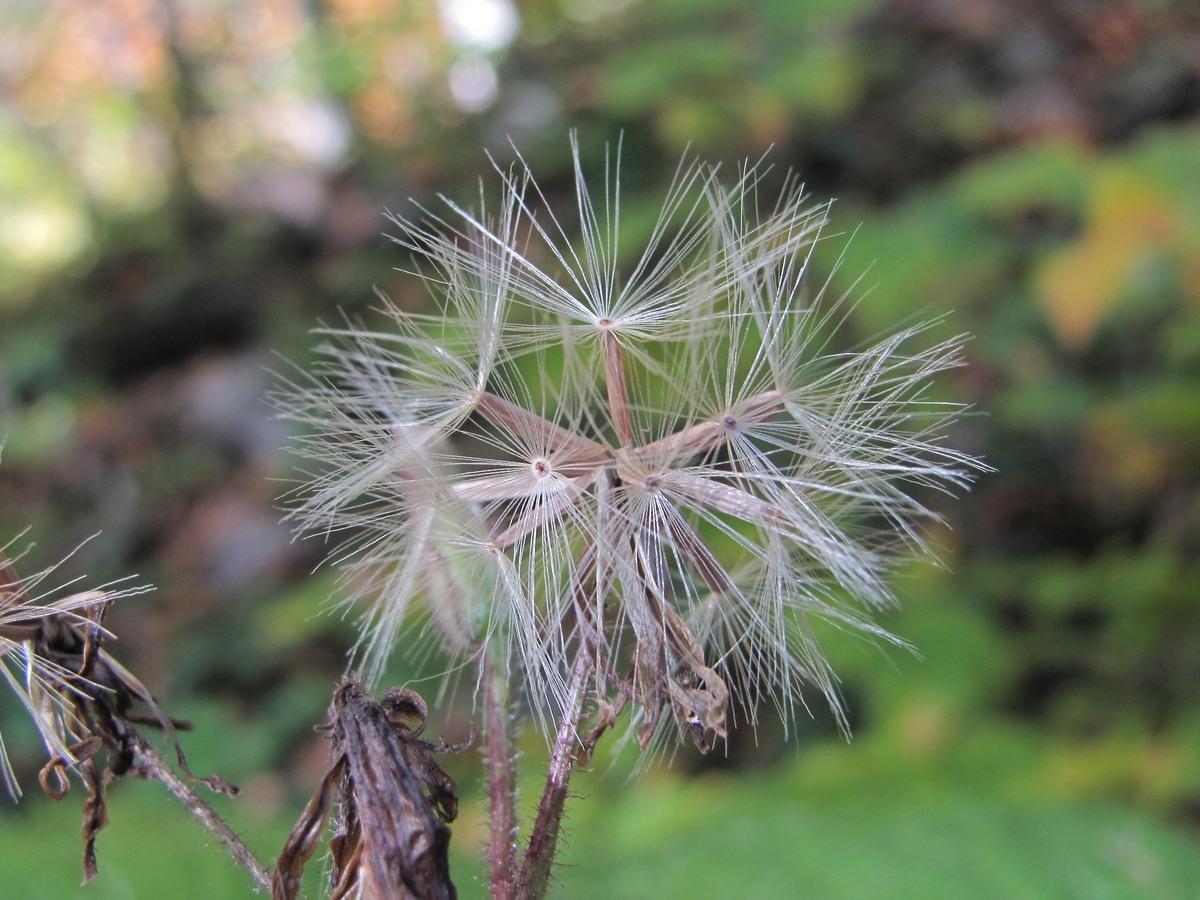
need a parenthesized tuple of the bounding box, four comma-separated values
(483, 656, 519, 899)
(515, 656, 590, 899)
(599, 330, 634, 446)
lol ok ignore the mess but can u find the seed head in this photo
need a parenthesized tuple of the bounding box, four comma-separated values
(283, 135, 986, 747)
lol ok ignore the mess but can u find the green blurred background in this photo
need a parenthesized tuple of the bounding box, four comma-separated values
(2, 0, 1200, 896)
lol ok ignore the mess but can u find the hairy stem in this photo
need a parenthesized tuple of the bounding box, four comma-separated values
(131, 734, 272, 893)
(483, 655, 518, 899)
(516, 656, 590, 899)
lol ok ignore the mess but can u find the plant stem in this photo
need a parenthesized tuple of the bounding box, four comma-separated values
(483, 655, 518, 900)
(599, 329, 633, 446)
(131, 733, 272, 893)
(515, 655, 590, 899)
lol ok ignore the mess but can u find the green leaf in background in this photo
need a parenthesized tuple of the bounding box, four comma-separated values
(553, 766, 1200, 900)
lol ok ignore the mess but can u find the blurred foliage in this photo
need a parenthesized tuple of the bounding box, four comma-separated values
(2, 0, 1200, 896)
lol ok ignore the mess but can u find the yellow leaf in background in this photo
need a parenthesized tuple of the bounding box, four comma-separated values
(1036, 173, 1176, 348)
(1083, 406, 1174, 503)
(898, 695, 953, 760)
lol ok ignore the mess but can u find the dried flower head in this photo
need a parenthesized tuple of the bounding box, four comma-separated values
(0, 539, 146, 799)
(1, 539, 244, 882)
(284, 136, 985, 748)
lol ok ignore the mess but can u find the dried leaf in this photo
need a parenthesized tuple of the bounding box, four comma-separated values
(273, 754, 347, 900)
(332, 681, 458, 899)
(274, 681, 462, 900)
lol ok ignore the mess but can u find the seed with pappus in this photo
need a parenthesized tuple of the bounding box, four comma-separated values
(282, 135, 986, 750)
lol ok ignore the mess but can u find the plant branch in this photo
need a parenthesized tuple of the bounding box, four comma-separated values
(131, 733, 272, 893)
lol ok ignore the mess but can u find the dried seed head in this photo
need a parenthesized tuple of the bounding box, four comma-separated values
(280, 134, 988, 747)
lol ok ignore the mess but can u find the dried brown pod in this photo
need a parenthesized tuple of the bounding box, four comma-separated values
(274, 679, 467, 900)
